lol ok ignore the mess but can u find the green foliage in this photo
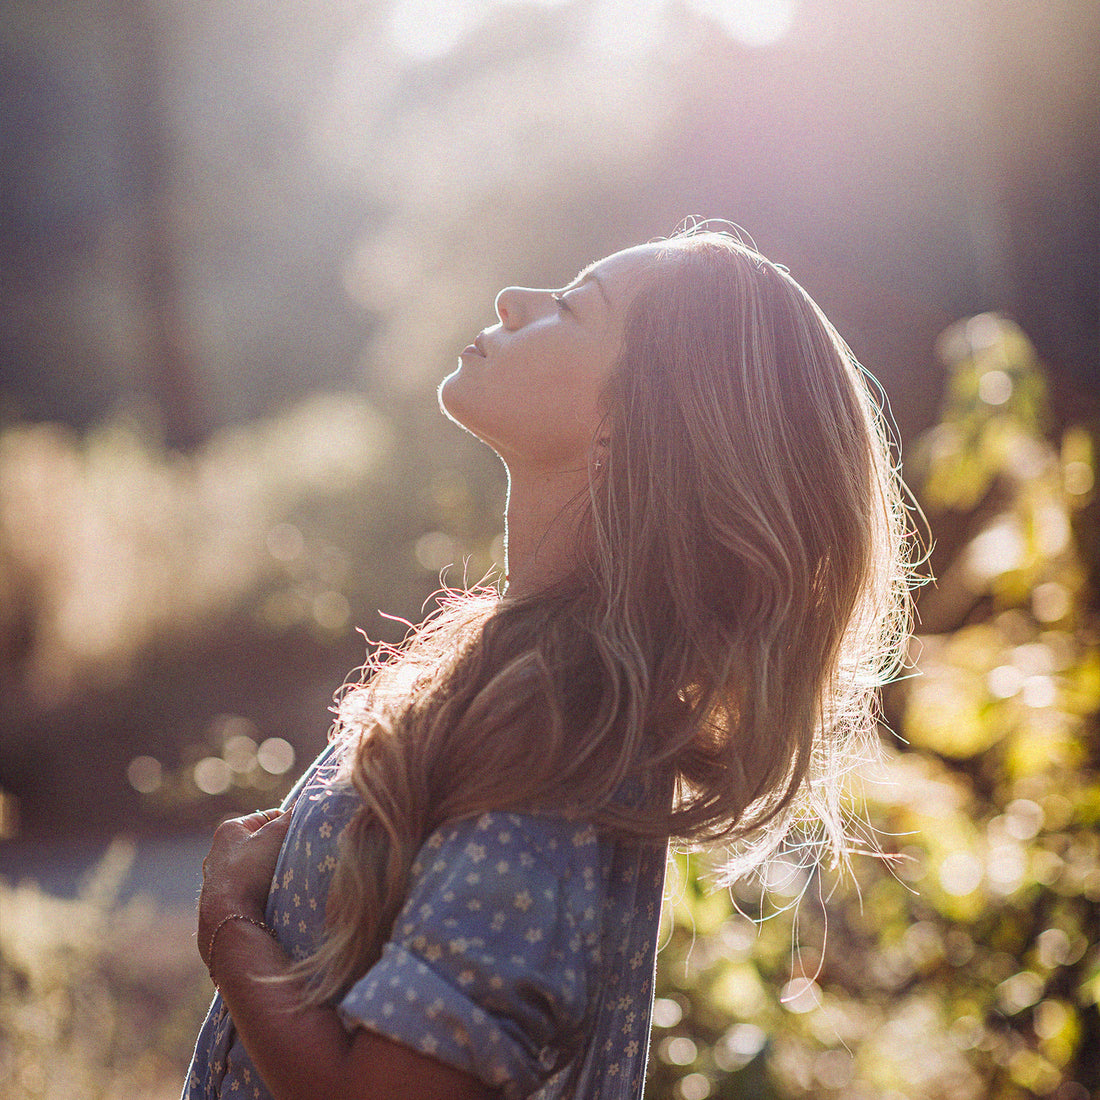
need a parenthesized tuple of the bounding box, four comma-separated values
(650, 316, 1099, 1099)
(3, 315, 1097, 1098)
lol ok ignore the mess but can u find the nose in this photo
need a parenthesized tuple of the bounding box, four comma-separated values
(494, 286, 549, 330)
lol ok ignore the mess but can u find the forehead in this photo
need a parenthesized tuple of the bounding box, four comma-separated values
(580, 242, 667, 306)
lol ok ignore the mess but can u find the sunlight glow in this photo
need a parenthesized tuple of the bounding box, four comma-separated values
(687, 0, 797, 47)
(387, 0, 490, 61)
(387, 0, 569, 60)
(385, 0, 799, 61)
(584, 0, 666, 59)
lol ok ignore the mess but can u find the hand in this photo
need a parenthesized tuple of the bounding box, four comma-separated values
(198, 806, 294, 968)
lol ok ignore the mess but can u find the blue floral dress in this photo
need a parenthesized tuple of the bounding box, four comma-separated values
(183, 743, 668, 1099)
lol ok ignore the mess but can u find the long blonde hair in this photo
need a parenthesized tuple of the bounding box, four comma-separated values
(299, 226, 915, 1004)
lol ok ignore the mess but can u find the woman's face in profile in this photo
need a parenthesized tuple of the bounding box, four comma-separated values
(439, 243, 661, 471)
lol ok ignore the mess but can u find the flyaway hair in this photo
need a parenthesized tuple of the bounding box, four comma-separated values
(290, 226, 918, 1006)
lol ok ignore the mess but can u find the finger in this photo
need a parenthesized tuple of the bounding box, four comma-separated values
(236, 806, 285, 833)
(246, 807, 294, 839)
(258, 808, 294, 832)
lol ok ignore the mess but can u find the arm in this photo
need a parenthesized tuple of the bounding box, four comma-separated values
(198, 809, 497, 1100)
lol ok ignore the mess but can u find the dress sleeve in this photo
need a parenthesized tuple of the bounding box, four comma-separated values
(336, 811, 606, 1099)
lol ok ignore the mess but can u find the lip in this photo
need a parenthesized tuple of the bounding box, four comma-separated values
(461, 333, 487, 358)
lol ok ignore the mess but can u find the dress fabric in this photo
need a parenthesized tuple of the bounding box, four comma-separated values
(183, 743, 668, 1100)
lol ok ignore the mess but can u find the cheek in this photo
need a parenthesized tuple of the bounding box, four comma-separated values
(438, 334, 611, 466)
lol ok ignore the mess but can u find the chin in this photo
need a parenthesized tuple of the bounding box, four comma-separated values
(437, 376, 511, 462)
(437, 369, 467, 426)
(437, 371, 482, 438)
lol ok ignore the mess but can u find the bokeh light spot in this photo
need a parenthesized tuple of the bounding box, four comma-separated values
(652, 997, 683, 1028)
(1035, 928, 1072, 968)
(779, 976, 820, 1013)
(1032, 582, 1070, 623)
(1003, 799, 1044, 840)
(966, 517, 1024, 581)
(1033, 999, 1069, 1040)
(266, 522, 304, 562)
(1008, 1048, 1061, 1093)
(763, 857, 808, 898)
(223, 734, 258, 774)
(676, 1072, 711, 1100)
(661, 1036, 698, 1065)
(1063, 460, 1093, 496)
(902, 921, 942, 967)
(415, 531, 457, 572)
(987, 664, 1022, 699)
(194, 756, 233, 795)
(126, 755, 162, 794)
(978, 369, 1013, 405)
(1036, 504, 1071, 555)
(312, 589, 351, 632)
(944, 929, 975, 966)
(1021, 675, 1056, 709)
(261, 590, 306, 630)
(714, 1023, 767, 1070)
(1011, 642, 1054, 675)
(939, 851, 983, 896)
(950, 1014, 984, 1050)
(257, 737, 296, 776)
(814, 1049, 854, 1090)
(965, 313, 1004, 350)
(995, 970, 1044, 1014)
(987, 842, 1026, 894)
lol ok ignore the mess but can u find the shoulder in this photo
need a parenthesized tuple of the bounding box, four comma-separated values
(415, 811, 600, 875)
(403, 811, 607, 931)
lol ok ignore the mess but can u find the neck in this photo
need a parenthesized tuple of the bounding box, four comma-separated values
(502, 464, 590, 599)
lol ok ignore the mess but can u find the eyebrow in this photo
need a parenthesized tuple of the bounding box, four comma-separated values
(570, 268, 611, 307)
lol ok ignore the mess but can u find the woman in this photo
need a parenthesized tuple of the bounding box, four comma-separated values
(185, 225, 913, 1099)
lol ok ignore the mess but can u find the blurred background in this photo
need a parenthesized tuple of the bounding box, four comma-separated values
(0, 0, 1097, 1096)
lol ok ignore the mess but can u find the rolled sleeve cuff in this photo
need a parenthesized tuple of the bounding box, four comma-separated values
(338, 940, 556, 1099)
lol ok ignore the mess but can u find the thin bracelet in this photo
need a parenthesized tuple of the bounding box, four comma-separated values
(206, 913, 277, 987)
